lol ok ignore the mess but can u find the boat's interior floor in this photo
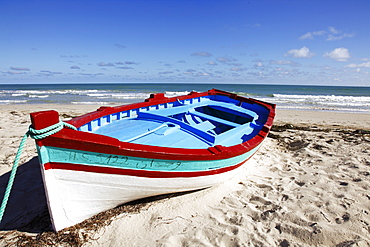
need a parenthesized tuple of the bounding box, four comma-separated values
(94, 118, 213, 148)
(91, 99, 264, 149)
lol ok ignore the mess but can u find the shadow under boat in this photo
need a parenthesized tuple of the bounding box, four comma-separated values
(0, 157, 204, 233)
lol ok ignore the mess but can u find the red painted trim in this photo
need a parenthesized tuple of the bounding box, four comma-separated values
(37, 130, 264, 161)
(32, 89, 275, 161)
(43, 159, 250, 178)
(30, 110, 60, 130)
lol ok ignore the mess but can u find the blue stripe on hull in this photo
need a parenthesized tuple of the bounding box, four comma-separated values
(37, 144, 261, 172)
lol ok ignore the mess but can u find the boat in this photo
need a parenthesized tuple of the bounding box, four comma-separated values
(29, 89, 275, 231)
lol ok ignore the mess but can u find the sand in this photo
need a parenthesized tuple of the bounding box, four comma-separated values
(0, 105, 369, 246)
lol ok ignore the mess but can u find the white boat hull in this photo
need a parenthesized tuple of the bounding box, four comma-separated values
(42, 165, 243, 231)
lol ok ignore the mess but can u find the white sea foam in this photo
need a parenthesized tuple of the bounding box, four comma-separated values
(268, 94, 370, 112)
(6, 90, 51, 95)
(110, 93, 150, 99)
(11, 93, 27, 96)
(71, 101, 112, 105)
(86, 93, 111, 97)
(1, 85, 369, 113)
(0, 100, 28, 104)
(273, 94, 370, 102)
(29, 95, 49, 98)
(279, 105, 370, 113)
(165, 91, 191, 97)
(86, 92, 150, 99)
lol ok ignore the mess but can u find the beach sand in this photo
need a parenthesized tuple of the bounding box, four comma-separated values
(0, 105, 369, 246)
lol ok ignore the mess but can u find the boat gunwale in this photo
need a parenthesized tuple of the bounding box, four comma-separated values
(32, 89, 276, 161)
(68, 89, 275, 129)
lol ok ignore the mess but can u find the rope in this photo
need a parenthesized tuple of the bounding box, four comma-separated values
(0, 121, 76, 224)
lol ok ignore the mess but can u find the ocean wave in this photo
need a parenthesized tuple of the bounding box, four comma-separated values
(1, 85, 369, 113)
(110, 93, 150, 99)
(5, 90, 51, 95)
(0, 100, 28, 104)
(71, 101, 113, 105)
(256, 94, 370, 113)
(163, 90, 258, 98)
(3, 89, 104, 95)
(86, 93, 151, 99)
(29, 95, 49, 98)
(230, 91, 256, 97)
(165, 91, 191, 97)
(273, 94, 370, 102)
(11, 93, 27, 96)
(86, 93, 112, 97)
(279, 105, 370, 113)
(318, 101, 370, 107)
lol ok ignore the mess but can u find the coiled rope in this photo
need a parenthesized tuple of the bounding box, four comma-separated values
(0, 121, 76, 224)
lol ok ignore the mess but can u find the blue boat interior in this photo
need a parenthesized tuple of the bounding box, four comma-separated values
(78, 95, 269, 149)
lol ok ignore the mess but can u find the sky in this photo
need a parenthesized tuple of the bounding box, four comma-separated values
(1, 0, 370, 86)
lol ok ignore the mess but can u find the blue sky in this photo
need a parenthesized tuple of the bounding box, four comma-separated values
(1, 0, 370, 86)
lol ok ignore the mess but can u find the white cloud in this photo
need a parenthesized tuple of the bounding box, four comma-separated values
(196, 72, 210, 76)
(60, 55, 88, 58)
(270, 60, 301, 67)
(299, 30, 326, 40)
(216, 56, 237, 63)
(97, 62, 115, 66)
(285, 46, 314, 58)
(327, 33, 354, 41)
(299, 32, 314, 40)
(313, 30, 326, 36)
(324, 48, 351, 62)
(6, 71, 25, 75)
(299, 27, 354, 41)
(207, 61, 217, 65)
(191, 52, 212, 57)
(117, 66, 133, 69)
(186, 69, 196, 73)
(79, 73, 104, 77)
(158, 71, 174, 75)
(255, 62, 264, 67)
(40, 70, 63, 75)
(10, 67, 30, 71)
(116, 61, 139, 65)
(328, 26, 340, 34)
(345, 61, 370, 68)
(230, 67, 246, 71)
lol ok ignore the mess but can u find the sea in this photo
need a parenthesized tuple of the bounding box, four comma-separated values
(0, 83, 370, 113)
